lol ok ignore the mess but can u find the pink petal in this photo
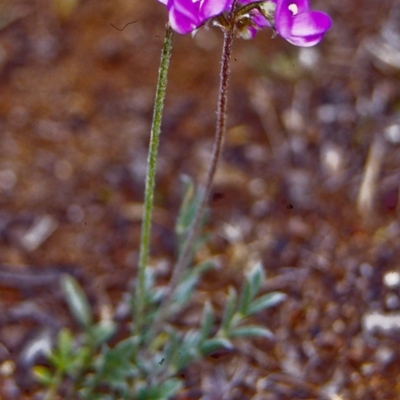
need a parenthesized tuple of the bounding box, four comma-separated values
(168, 0, 201, 34)
(288, 11, 331, 46)
(200, 0, 234, 19)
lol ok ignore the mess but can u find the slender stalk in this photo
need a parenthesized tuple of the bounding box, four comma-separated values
(135, 25, 173, 336)
(149, 18, 236, 342)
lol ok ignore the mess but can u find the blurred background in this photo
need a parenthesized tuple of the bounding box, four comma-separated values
(0, 0, 400, 398)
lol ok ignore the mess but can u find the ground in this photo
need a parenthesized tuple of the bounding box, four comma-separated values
(0, 0, 400, 399)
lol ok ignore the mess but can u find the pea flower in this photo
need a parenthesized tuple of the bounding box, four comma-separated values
(159, 0, 234, 35)
(239, 0, 331, 47)
(159, 0, 331, 47)
(273, 0, 331, 46)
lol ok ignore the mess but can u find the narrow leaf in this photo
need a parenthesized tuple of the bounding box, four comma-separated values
(229, 325, 274, 340)
(137, 378, 182, 400)
(248, 262, 265, 300)
(175, 174, 196, 238)
(32, 366, 53, 386)
(200, 337, 233, 356)
(173, 260, 215, 306)
(172, 273, 198, 305)
(162, 327, 180, 364)
(88, 320, 117, 348)
(61, 274, 93, 329)
(220, 287, 238, 333)
(248, 292, 287, 315)
(200, 300, 214, 342)
(238, 279, 251, 316)
(58, 328, 74, 361)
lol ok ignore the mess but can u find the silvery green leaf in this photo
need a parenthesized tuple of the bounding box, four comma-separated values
(220, 287, 237, 333)
(67, 346, 91, 375)
(173, 260, 215, 306)
(229, 325, 274, 340)
(200, 337, 233, 356)
(172, 273, 198, 305)
(58, 328, 74, 359)
(182, 330, 201, 350)
(61, 274, 93, 329)
(159, 378, 183, 398)
(48, 328, 75, 372)
(144, 267, 156, 291)
(150, 287, 165, 304)
(98, 337, 138, 384)
(137, 378, 182, 400)
(247, 262, 265, 300)
(247, 292, 287, 315)
(175, 347, 197, 372)
(175, 175, 209, 258)
(58, 329, 74, 363)
(200, 300, 214, 342)
(88, 320, 117, 348)
(238, 279, 251, 316)
(175, 175, 197, 238)
(163, 327, 180, 365)
(174, 330, 201, 370)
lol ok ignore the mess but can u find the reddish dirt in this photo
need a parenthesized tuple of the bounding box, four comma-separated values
(0, 0, 400, 399)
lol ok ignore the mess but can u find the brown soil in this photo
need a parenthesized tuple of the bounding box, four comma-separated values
(0, 0, 400, 399)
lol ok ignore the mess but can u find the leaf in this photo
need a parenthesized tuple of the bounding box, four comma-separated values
(49, 328, 74, 370)
(67, 346, 91, 376)
(182, 330, 201, 350)
(144, 267, 156, 292)
(172, 260, 215, 307)
(147, 287, 165, 306)
(238, 278, 251, 316)
(229, 325, 274, 340)
(32, 366, 53, 386)
(97, 337, 139, 385)
(58, 328, 74, 359)
(220, 287, 238, 333)
(200, 337, 233, 356)
(137, 378, 182, 400)
(175, 175, 197, 239)
(88, 320, 117, 348)
(159, 378, 183, 398)
(247, 292, 287, 316)
(247, 262, 265, 300)
(200, 300, 214, 342)
(172, 273, 198, 306)
(61, 274, 93, 329)
(150, 331, 170, 352)
(162, 327, 180, 365)
(174, 330, 201, 371)
(174, 175, 208, 257)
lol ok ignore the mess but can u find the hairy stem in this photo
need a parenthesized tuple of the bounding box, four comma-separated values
(135, 25, 173, 336)
(149, 20, 236, 342)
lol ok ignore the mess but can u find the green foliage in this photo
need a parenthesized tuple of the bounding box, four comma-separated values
(171, 260, 215, 308)
(218, 263, 286, 340)
(34, 184, 285, 400)
(61, 274, 93, 329)
(175, 175, 209, 256)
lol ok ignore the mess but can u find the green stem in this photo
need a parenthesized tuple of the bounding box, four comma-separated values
(149, 17, 236, 342)
(135, 25, 173, 336)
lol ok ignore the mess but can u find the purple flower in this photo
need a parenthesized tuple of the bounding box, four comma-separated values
(160, 0, 234, 34)
(237, 0, 331, 46)
(158, 0, 331, 46)
(274, 0, 331, 46)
